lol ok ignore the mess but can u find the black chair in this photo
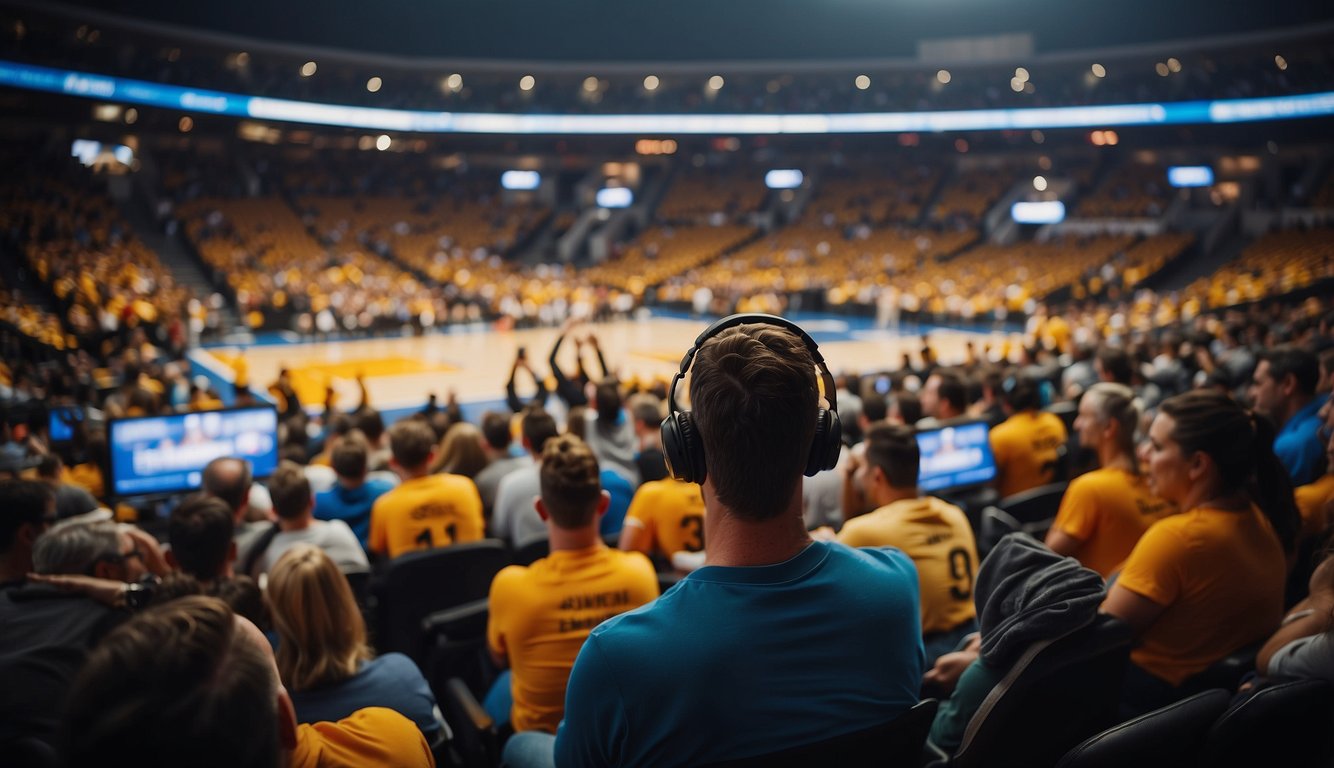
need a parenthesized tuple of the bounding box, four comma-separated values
(1199, 678, 1334, 768)
(1055, 688, 1231, 768)
(511, 537, 550, 567)
(943, 615, 1134, 768)
(441, 677, 503, 768)
(1176, 643, 1260, 697)
(700, 699, 939, 768)
(371, 539, 510, 666)
(422, 599, 495, 704)
(976, 482, 1068, 558)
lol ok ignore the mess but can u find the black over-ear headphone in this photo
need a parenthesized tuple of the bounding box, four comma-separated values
(659, 313, 842, 484)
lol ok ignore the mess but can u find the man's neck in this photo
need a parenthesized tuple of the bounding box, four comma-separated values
(548, 522, 603, 552)
(401, 465, 432, 482)
(1276, 394, 1313, 429)
(338, 476, 366, 490)
(870, 485, 919, 509)
(702, 483, 811, 568)
(278, 514, 314, 533)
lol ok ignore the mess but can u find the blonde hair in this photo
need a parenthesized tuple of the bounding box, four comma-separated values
(430, 421, 489, 478)
(268, 544, 371, 692)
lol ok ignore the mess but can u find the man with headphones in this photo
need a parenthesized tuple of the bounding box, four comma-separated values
(553, 315, 924, 767)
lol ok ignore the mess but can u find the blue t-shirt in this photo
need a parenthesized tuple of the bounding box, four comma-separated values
(1275, 394, 1329, 487)
(289, 652, 438, 736)
(554, 540, 924, 767)
(313, 477, 395, 548)
(599, 468, 634, 538)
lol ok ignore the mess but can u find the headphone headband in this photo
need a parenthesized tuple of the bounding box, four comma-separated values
(667, 313, 838, 418)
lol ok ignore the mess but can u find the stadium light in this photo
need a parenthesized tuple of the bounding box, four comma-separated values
(765, 169, 804, 189)
(366, 76, 382, 93)
(644, 75, 660, 91)
(300, 61, 317, 77)
(519, 75, 535, 91)
(707, 75, 724, 91)
(596, 187, 633, 208)
(501, 170, 541, 190)
(855, 75, 871, 90)
(1011, 201, 1065, 224)
(936, 70, 951, 84)
(1167, 166, 1214, 187)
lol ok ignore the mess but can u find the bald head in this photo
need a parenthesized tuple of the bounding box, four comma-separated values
(202, 457, 252, 519)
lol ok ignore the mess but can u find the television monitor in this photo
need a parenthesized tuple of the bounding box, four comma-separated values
(1011, 200, 1066, 224)
(916, 420, 998, 493)
(1167, 166, 1214, 187)
(107, 407, 279, 498)
(764, 169, 804, 189)
(596, 187, 634, 208)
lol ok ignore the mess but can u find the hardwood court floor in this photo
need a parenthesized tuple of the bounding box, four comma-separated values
(195, 315, 1020, 412)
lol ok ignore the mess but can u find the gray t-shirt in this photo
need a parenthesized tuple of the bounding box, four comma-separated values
(473, 455, 528, 513)
(255, 519, 370, 576)
(1268, 632, 1334, 684)
(491, 462, 545, 548)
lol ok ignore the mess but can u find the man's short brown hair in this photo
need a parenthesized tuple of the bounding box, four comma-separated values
(65, 596, 282, 768)
(268, 461, 311, 521)
(330, 429, 370, 480)
(689, 324, 818, 521)
(539, 435, 602, 530)
(388, 419, 436, 470)
(862, 423, 921, 490)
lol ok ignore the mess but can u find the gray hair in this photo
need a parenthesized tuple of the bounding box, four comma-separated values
(1082, 382, 1141, 457)
(33, 520, 122, 575)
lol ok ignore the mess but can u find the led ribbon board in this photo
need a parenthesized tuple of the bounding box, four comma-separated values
(4, 59, 1334, 135)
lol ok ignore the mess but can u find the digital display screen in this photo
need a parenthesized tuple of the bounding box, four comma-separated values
(916, 420, 998, 493)
(596, 187, 634, 208)
(107, 407, 279, 497)
(501, 170, 541, 190)
(1011, 200, 1066, 224)
(1167, 166, 1215, 187)
(765, 169, 804, 189)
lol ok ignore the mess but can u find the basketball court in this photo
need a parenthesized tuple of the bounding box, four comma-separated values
(189, 313, 1022, 417)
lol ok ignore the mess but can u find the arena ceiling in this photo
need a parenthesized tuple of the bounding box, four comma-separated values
(47, 0, 1334, 63)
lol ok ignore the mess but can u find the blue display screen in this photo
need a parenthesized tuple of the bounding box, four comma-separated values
(916, 420, 998, 493)
(1, 58, 1332, 135)
(107, 407, 279, 498)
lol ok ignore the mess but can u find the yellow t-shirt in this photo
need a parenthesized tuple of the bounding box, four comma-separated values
(1117, 505, 1285, 685)
(1051, 467, 1176, 578)
(623, 479, 706, 558)
(369, 474, 484, 558)
(291, 706, 435, 768)
(989, 411, 1068, 498)
(1294, 474, 1334, 540)
(487, 545, 658, 733)
(837, 496, 979, 634)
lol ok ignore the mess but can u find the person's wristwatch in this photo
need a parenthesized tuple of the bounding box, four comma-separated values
(116, 574, 160, 611)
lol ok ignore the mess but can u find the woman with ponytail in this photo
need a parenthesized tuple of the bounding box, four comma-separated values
(1102, 389, 1296, 715)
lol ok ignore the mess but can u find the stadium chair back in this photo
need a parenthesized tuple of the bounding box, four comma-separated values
(951, 615, 1134, 768)
(699, 698, 939, 768)
(373, 539, 510, 665)
(1055, 688, 1230, 768)
(511, 537, 550, 567)
(422, 599, 494, 701)
(1199, 679, 1334, 767)
(1176, 643, 1260, 697)
(977, 481, 1068, 558)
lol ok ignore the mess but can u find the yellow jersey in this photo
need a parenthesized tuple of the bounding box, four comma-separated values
(369, 474, 484, 558)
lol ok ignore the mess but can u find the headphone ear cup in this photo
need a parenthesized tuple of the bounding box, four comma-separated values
(661, 412, 706, 484)
(805, 409, 843, 477)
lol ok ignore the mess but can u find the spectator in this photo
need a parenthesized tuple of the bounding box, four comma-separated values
(485, 435, 657, 749)
(1102, 390, 1296, 716)
(35, 454, 102, 521)
(919, 370, 968, 426)
(990, 375, 1068, 497)
(627, 394, 668, 483)
(1293, 401, 1334, 542)
(314, 431, 394, 549)
(834, 423, 980, 664)
(492, 409, 560, 549)
(268, 545, 440, 739)
(1045, 383, 1175, 578)
(247, 462, 368, 578)
(617, 474, 707, 568)
(1250, 346, 1328, 486)
(63, 596, 434, 767)
(0, 478, 56, 587)
(473, 411, 529, 515)
(554, 318, 923, 766)
(583, 380, 639, 484)
(203, 456, 270, 564)
(1257, 549, 1334, 685)
(167, 494, 236, 584)
(369, 419, 484, 558)
(429, 421, 490, 478)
